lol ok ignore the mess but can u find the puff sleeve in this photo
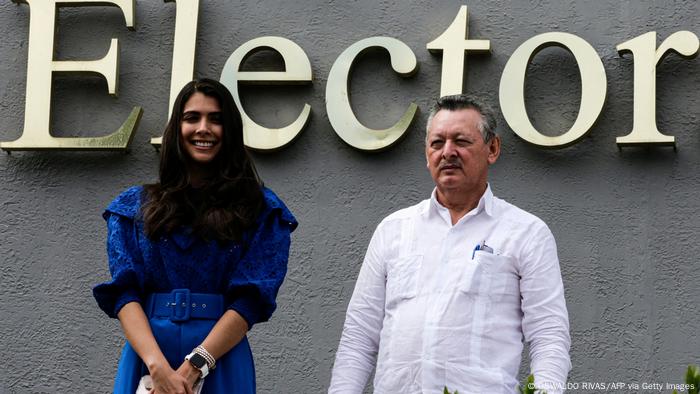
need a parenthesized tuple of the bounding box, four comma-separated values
(226, 188, 297, 329)
(92, 186, 145, 318)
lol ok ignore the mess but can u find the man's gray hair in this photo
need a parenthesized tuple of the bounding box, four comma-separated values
(426, 94, 498, 143)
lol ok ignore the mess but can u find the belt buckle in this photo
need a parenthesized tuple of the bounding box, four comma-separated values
(169, 288, 191, 322)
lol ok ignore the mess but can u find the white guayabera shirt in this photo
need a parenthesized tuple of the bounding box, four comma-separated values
(329, 185, 571, 394)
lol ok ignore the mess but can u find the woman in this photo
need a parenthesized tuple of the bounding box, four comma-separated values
(93, 78, 297, 393)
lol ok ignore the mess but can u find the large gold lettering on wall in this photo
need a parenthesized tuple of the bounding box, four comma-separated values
(220, 37, 312, 151)
(151, 0, 199, 147)
(0, 0, 142, 151)
(499, 32, 607, 148)
(426, 6, 490, 97)
(616, 31, 699, 147)
(326, 37, 418, 151)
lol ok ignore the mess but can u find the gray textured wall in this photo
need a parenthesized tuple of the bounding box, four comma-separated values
(1, 1, 699, 393)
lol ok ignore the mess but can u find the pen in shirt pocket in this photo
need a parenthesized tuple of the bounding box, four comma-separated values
(471, 240, 494, 260)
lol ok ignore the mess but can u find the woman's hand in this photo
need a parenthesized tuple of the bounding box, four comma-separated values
(175, 360, 202, 388)
(118, 302, 192, 393)
(148, 360, 193, 394)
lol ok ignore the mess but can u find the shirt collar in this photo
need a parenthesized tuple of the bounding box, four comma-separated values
(426, 183, 494, 223)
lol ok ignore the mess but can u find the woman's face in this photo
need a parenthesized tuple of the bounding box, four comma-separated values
(180, 92, 224, 166)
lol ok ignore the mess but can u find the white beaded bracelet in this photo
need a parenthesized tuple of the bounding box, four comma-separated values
(195, 345, 216, 370)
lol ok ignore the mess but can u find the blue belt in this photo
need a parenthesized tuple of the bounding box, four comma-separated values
(145, 289, 224, 322)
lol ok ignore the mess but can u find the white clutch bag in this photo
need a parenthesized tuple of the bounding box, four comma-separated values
(136, 375, 204, 394)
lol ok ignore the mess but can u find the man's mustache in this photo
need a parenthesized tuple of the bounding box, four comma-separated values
(439, 160, 462, 170)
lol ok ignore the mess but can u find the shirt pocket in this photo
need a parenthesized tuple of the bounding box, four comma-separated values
(460, 253, 519, 300)
(387, 254, 423, 300)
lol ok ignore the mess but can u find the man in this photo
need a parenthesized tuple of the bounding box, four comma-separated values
(329, 95, 571, 394)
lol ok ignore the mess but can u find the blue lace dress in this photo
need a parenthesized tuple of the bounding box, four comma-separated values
(93, 186, 297, 394)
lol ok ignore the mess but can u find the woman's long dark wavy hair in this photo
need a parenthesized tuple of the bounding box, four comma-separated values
(142, 78, 264, 242)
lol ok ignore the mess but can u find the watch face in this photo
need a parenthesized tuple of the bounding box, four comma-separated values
(189, 353, 207, 369)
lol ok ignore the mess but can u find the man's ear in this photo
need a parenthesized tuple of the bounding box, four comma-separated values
(425, 145, 430, 168)
(487, 135, 501, 165)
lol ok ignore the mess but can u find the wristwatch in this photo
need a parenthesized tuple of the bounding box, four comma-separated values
(185, 352, 209, 378)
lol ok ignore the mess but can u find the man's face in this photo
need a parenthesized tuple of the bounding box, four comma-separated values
(425, 108, 500, 194)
